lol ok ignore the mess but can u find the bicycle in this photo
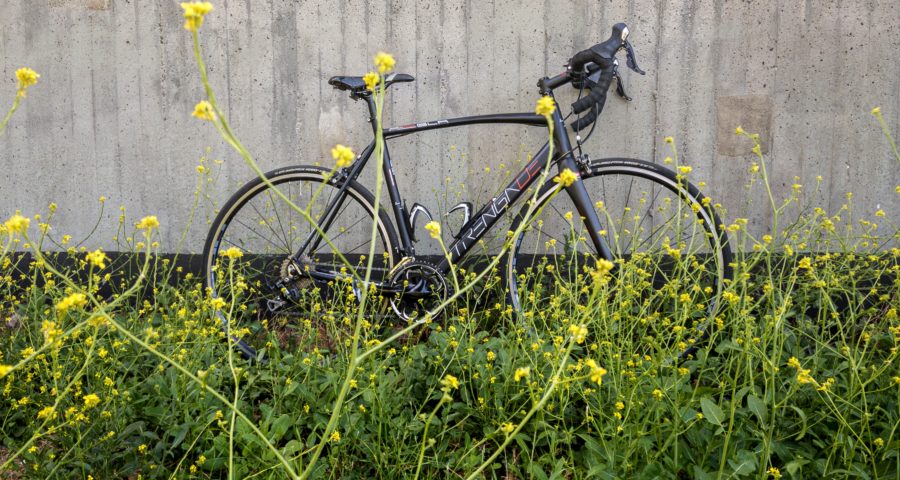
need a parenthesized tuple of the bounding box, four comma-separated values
(202, 23, 734, 359)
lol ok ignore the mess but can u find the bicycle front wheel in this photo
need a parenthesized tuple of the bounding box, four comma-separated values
(506, 158, 733, 357)
(202, 166, 399, 358)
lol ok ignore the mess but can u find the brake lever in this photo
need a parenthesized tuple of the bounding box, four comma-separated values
(624, 40, 646, 75)
(614, 72, 632, 102)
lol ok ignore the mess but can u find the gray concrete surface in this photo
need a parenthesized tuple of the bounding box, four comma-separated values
(1, 0, 898, 253)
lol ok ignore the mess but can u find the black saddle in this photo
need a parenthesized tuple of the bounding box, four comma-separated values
(328, 73, 415, 95)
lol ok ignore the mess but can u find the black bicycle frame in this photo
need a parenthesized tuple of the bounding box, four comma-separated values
(295, 92, 614, 280)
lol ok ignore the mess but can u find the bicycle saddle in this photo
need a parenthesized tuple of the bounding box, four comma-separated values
(328, 73, 415, 94)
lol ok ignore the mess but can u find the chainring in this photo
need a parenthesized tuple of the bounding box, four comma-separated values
(387, 259, 451, 322)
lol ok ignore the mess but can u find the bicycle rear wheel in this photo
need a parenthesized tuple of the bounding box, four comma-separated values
(507, 158, 733, 357)
(202, 166, 399, 358)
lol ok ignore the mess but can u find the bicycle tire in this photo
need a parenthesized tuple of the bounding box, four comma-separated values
(202, 165, 400, 359)
(506, 158, 733, 358)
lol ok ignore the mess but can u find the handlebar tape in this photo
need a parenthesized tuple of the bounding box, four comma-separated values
(570, 105, 598, 132)
(573, 63, 614, 113)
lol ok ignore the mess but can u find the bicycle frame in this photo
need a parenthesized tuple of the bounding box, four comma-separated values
(295, 91, 614, 282)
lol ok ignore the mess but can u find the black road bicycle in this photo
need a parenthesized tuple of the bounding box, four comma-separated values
(203, 23, 734, 359)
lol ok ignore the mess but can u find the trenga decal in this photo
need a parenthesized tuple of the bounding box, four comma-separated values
(395, 119, 449, 130)
(448, 155, 545, 258)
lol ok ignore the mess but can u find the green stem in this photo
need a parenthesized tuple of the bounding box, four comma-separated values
(0, 94, 22, 135)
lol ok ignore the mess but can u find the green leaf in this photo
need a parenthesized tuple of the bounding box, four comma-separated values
(700, 397, 725, 427)
(692, 465, 714, 480)
(747, 394, 768, 425)
(269, 414, 293, 442)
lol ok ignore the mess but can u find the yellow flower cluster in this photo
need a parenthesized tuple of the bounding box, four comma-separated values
(514, 366, 530, 382)
(85, 249, 108, 269)
(219, 246, 243, 259)
(585, 359, 607, 385)
(136, 216, 160, 231)
(15, 67, 39, 97)
(568, 324, 588, 344)
(4, 214, 30, 235)
(41, 320, 64, 345)
(535, 96, 556, 117)
(83, 394, 101, 409)
(331, 144, 355, 168)
(500, 422, 515, 434)
(192, 100, 216, 121)
(57, 293, 88, 312)
(181, 2, 214, 32)
(424, 221, 441, 239)
(374, 52, 395, 74)
(363, 72, 379, 91)
(553, 168, 577, 188)
(440, 374, 460, 391)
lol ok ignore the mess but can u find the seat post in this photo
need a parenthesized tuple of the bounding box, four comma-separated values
(365, 95, 379, 134)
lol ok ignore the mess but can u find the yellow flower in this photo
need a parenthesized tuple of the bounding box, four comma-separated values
(500, 422, 515, 434)
(796, 368, 814, 384)
(181, 2, 214, 32)
(664, 136, 674, 144)
(37, 406, 56, 420)
(137, 444, 148, 454)
(615, 401, 624, 411)
(751, 144, 762, 155)
(219, 246, 243, 259)
(85, 249, 108, 269)
(192, 100, 216, 121)
(553, 168, 578, 187)
(568, 324, 588, 344)
(424, 221, 441, 239)
(4, 214, 30, 234)
(535, 96, 556, 117)
(88, 316, 108, 328)
(373, 52, 395, 73)
(585, 359, 607, 385)
(652, 389, 664, 400)
(734, 126, 745, 135)
(767, 467, 782, 479)
(83, 394, 101, 409)
(15, 68, 39, 97)
(441, 374, 460, 391)
(787, 356, 801, 369)
(330, 431, 341, 442)
(57, 293, 88, 312)
(40, 320, 63, 345)
(210, 297, 227, 310)
(136, 216, 160, 231)
(871, 106, 881, 116)
(331, 144, 355, 168)
(0, 365, 12, 379)
(363, 72, 380, 91)
(514, 366, 530, 382)
(678, 165, 692, 174)
(486, 351, 496, 362)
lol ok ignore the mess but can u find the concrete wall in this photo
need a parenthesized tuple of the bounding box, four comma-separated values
(1, 0, 897, 253)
